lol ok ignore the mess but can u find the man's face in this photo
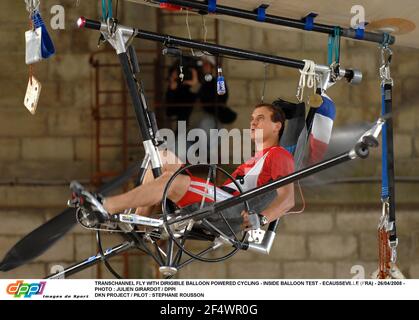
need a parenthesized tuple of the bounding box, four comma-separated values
(250, 107, 282, 143)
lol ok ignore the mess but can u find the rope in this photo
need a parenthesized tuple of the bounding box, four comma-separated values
(185, 10, 207, 57)
(379, 44, 392, 217)
(378, 228, 391, 279)
(202, 15, 208, 42)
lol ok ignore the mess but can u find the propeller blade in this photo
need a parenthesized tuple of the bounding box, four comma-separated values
(326, 122, 371, 156)
(0, 207, 76, 272)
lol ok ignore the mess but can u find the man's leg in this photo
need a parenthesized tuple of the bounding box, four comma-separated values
(134, 149, 184, 215)
(103, 171, 191, 214)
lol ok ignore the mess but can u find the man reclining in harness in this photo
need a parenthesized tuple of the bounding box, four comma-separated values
(79, 103, 295, 233)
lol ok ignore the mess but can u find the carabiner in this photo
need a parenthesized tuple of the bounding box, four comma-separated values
(378, 200, 389, 230)
(379, 46, 393, 85)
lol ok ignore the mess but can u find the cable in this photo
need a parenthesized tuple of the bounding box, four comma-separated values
(297, 59, 316, 102)
(96, 230, 123, 279)
(185, 10, 196, 56)
(285, 180, 306, 215)
(261, 63, 268, 103)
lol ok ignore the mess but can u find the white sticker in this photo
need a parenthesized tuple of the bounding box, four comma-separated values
(24, 77, 42, 115)
(25, 27, 42, 65)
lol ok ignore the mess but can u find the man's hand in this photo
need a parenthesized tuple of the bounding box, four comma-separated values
(240, 210, 262, 231)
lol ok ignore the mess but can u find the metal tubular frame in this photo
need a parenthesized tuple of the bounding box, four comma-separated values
(44, 16, 383, 279)
(47, 242, 134, 279)
(161, 0, 395, 45)
(78, 17, 362, 83)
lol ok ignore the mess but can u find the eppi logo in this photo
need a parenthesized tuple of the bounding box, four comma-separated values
(6, 280, 46, 298)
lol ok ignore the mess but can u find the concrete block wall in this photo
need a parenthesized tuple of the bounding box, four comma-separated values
(0, 3, 418, 279)
(0, 0, 158, 279)
(174, 208, 419, 279)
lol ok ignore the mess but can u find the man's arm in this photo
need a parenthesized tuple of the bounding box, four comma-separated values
(241, 183, 295, 229)
(260, 183, 295, 223)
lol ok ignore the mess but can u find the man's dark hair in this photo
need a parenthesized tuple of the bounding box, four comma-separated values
(254, 103, 286, 142)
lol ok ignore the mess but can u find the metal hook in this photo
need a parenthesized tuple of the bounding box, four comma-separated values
(378, 200, 390, 230)
(381, 46, 393, 67)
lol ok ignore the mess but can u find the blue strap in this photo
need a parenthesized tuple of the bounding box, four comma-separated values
(102, 0, 107, 20)
(381, 84, 389, 199)
(256, 5, 269, 22)
(32, 11, 55, 59)
(303, 13, 317, 31)
(208, 0, 217, 13)
(355, 26, 365, 40)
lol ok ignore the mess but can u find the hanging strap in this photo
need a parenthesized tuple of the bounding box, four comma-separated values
(32, 11, 55, 59)
(379, 45, 398, 258)
(327, 27, 341, 65)
(102, 0, 113, 21)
